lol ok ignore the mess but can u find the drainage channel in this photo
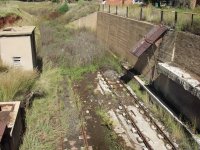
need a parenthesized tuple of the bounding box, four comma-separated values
(121, 65, 200, 146)
(98, 71, 178, 150)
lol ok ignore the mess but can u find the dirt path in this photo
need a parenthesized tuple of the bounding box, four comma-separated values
(73, 71, 133, 150)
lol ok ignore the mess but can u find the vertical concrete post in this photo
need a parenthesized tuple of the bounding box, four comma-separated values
(140, 7, 143, 20)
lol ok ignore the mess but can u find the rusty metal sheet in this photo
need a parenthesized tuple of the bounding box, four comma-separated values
(131, 25, 168, 57)
(0, 121, 7, 142)
(132, 39, 152, 57)
(145, 25, 168, 44)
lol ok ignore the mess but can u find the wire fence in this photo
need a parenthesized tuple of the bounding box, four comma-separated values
(99, 4, 200, 34)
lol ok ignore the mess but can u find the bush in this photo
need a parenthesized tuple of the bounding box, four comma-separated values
(58, 3, 69, 14)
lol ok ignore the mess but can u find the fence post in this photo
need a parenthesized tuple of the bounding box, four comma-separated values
(160, 10, 163, 23)
(126, 6, 128, 17)
(116, 6, 118, 15)
(191, 14, 194, 26)
(109, 5, 110, 13)
(174, 11, 178, 25)
(140, 7, 143, 20)
(98, 4, 100, 11)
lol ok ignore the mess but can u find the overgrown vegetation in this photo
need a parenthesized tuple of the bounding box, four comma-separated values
(58, 2, 69, 14)
(20, 66, 69, 150)
(39, 22, 121, 81)
(128, 80, 199, 150)
(18, 1, 122, 149)
(96, 107, 124, 150)
(58, 1, 99, 23)
(0, 69, 37, 101)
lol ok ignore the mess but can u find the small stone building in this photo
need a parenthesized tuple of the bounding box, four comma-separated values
(0, 26, 37, 70)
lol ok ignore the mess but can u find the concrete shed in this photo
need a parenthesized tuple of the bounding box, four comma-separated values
(0, 26, 37, 70)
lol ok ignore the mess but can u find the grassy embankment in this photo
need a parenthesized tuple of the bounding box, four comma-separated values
(7, 1, 122, 149)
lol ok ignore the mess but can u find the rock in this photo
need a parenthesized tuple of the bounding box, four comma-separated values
(118, 106, 123, 110)
(126, 119, 131, 124)
(86, 110, 90, 114)
(151, 125, 157, 130)
(131, 128, 137, 133)
(137, 137, 143, 143)
(166, 144, 172, 150)
(122, 113, 126, 117)
(157, 134, 164, 139)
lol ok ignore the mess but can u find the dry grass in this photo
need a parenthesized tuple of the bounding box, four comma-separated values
(0, 68, 38, 101)
(40, 22, 105, 68)
(20, 66, 69, 150)
(58, 1, 99, 24)
(0, 60, 8, 72)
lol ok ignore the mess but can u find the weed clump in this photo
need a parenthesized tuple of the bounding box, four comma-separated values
(58, 3, 69, 14)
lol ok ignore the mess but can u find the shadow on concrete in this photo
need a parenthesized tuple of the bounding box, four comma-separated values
(120, 44, 157, 84)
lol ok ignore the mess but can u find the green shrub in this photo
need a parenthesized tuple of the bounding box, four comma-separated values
(58, 3, 69, 14)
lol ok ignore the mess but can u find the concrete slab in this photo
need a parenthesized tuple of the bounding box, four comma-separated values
(158, 63, 200, 99)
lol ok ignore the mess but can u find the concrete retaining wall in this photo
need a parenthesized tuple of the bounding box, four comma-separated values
(174, 32, 200, 76)
(68, 12, 97, 31)
(153, 74, 200, 129)
(96, 12, 200, 129)
(96, 12, 157, 79)
(158, 31, 200, 76)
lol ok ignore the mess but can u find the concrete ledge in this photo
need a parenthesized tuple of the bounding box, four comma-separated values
(158, 63, 200, 99)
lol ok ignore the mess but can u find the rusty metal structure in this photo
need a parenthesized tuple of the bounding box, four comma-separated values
(132, 25, 168, 57)
(0, 102, 22, 150)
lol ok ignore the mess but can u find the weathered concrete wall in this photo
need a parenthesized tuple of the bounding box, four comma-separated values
(0, 36, 34, 70)
(69, 12, 97, 31)
(97, 12, 157, 78)
(158, 31, 175, 63)
(158, 31, 200, 76)
(96, 12, 200, 129)
(153, 74, 200, 129)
